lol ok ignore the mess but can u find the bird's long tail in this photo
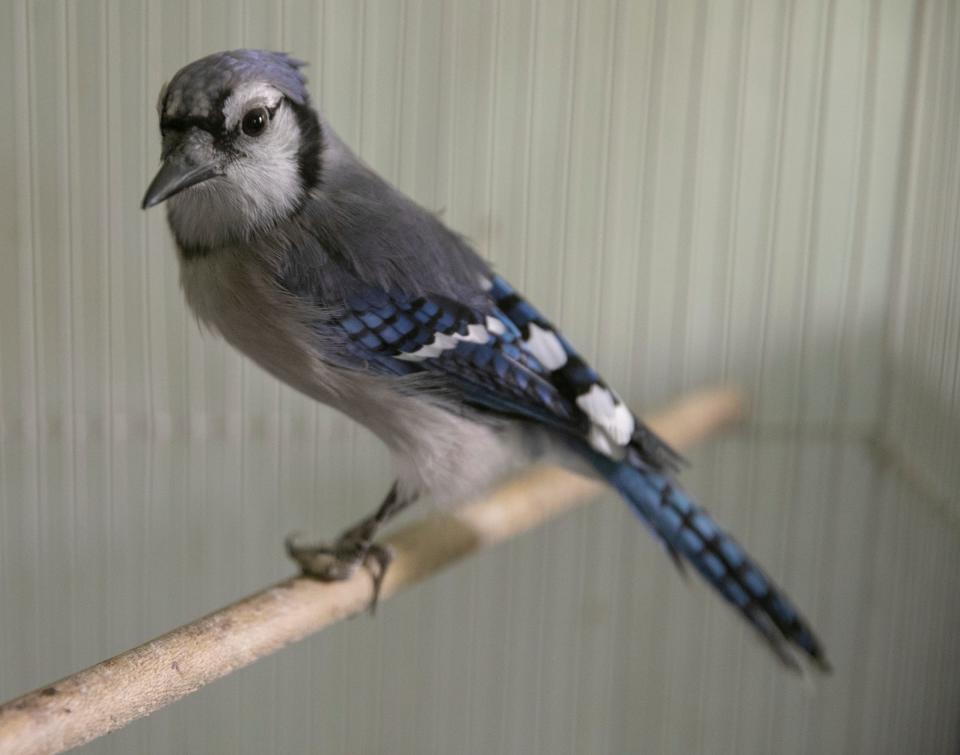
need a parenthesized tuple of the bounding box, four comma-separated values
(590, 454, 829, 672)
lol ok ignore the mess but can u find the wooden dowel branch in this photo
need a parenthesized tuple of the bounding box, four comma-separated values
(0, 387, 744, 754)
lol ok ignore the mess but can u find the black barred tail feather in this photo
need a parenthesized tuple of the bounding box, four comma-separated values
(485, 276, 827, 668)
(590, 454, 830, 672)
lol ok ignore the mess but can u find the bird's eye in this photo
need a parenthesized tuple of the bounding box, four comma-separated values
(241, 107, 269, 137)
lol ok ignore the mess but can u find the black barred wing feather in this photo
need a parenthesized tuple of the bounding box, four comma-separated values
(477, 280, 827, 670)
(334, 276, 682, 472)
(486, 276, 683, 472)
(332, 276, 829, 672)
(336, 285, 589, 435)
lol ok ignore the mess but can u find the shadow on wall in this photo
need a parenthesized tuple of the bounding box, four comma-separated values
(620, 311, 888, 436)
(883, 357, 960, 511)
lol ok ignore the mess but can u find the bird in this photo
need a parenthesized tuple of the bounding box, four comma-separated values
(142, 49, 828, 672)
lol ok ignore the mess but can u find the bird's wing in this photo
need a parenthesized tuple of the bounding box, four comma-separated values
(332, 280, 588, 435)
(484, 275, 683, 472)
(484, 278, 827, 670)
(322, 274, 828, 671)
(327, 274, 680, 472)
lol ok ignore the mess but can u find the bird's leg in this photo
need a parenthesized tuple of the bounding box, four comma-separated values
(285, 482, 414, 611)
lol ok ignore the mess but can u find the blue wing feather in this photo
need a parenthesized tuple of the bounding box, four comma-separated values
(487, 276, 684, 472)
(334, 283, 588, 433)
(324, 275, 827, 671)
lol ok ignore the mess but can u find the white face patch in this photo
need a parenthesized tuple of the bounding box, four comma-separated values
(166, 88, 304, 249)
(224, 100, 302, 222)
(522, 323, 568, 371)
(576, 383, 636, 446)
(222, 82, 285, 131)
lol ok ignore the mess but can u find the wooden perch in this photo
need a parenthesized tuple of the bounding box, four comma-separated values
(0, 388, 743, 755)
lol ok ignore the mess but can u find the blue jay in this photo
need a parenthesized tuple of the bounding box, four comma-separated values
(142, 50, 828, 671)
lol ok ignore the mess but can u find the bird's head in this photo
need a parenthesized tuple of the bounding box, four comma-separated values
(142, 50, 322, 250)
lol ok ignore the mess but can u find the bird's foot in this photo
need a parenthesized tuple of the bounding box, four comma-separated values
(285, 528, 393, 613)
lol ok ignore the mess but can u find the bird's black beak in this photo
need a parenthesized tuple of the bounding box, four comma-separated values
(141, 151, 222, 209)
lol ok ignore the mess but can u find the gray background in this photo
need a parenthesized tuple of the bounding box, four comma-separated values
(1, 0, 957, 753)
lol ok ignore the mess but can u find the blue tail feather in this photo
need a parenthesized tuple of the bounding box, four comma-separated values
(589, 453, 829, 671)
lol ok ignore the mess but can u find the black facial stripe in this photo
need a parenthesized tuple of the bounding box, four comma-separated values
(160, 114, 224, 134)
(174, 231, 213, 262)
(287, 99, 322, 192)
(213, 132, 239, 154)
(160, 90, 230, 137)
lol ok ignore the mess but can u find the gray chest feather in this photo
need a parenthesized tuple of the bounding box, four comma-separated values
(177, 249, 526, 503)
(179, 249, 337, 400)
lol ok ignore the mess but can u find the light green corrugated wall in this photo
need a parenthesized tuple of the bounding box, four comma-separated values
(883, 0, 960, 515)
(0, 1, 957, 753)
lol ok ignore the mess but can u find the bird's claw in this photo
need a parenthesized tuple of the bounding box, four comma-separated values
(285, 533, 393, 613)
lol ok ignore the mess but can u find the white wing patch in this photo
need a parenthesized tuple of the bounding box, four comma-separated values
(461, 323, 490, 344)
(522, 323, 568, 371)
(397, 323, 493, 362)
(485, 315, 507, 336)
(608, 402, 636, 444)
(587, 425, 615, 456)
(394, 296, 634, 459)
(576, 384, 636, 446)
